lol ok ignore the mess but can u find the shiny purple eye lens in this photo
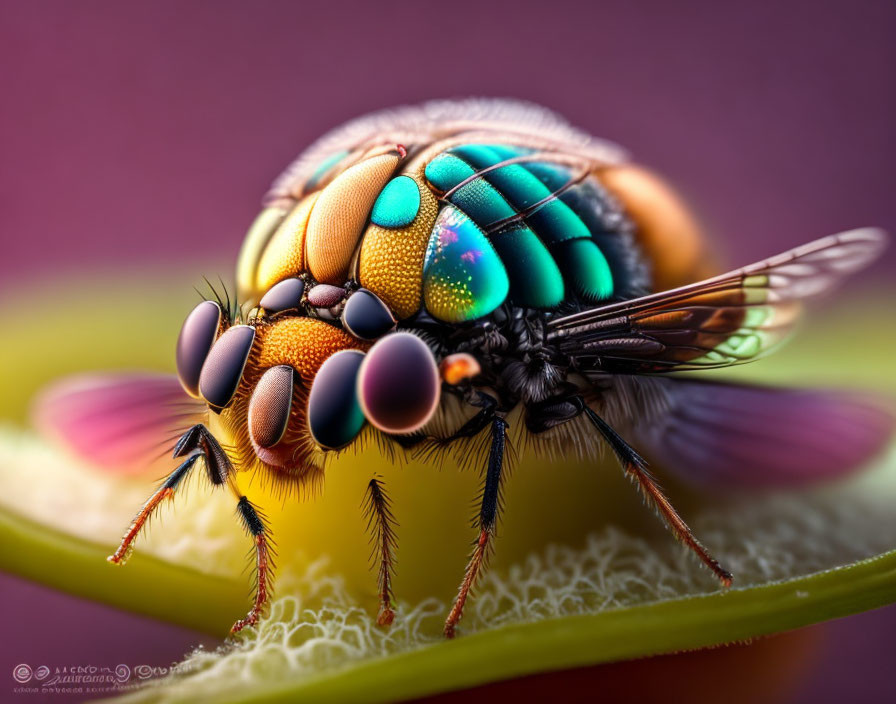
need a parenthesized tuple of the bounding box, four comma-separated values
(306, 284, 346, 308)
(307, 350, 366, 449)
(176, 300, 222, 398)
(249, 365, 295, 448)
(342, 289, 396, 340)
(198, 324, 256, 411)
(357, 332, 440, 434)
(259, 278, 305, 313)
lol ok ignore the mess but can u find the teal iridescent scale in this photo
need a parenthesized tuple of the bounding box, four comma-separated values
(421, 143, 616, 322)
(371, 175, 421, 228)
(422, 205, 510, 324)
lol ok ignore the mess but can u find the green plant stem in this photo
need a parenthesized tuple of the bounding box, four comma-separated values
(222, 549, 896, 704)
(0, 506, 243, 636)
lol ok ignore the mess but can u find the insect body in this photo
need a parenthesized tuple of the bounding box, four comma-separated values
(92, 99, 892, 637)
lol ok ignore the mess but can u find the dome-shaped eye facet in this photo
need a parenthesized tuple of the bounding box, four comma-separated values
(259, 278, 305, 313)
(357, 332, 440, 434)
(198, 324, 256, 411)
(342, 289, 396, 340)
(176, 300, 222, 397)
(248, 365, 295, 449)
(307, 350, 366, 450)
(306, 284, 346, 308)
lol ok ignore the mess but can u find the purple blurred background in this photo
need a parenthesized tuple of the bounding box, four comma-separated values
(1, 1, 894, 701)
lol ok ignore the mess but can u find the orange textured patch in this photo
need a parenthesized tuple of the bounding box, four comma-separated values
(358, 173, 439, 319)
(255, 192, 320, 294)
(255, 318, 369, 382)
(306, 152, 401, 284)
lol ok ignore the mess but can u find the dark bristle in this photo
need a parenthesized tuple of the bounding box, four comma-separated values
(362, 475, 399, 617)
(237, 496, 265, 536)
(198, 275, 239, 324)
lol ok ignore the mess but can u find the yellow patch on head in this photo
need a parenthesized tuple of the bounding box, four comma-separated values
(236, 206, 289, 304)
(255, 193, 319, 294)
(358, 173, 439, 319)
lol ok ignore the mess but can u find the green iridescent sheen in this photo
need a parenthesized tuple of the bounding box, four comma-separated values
(370, 176, 421, 228)
(715, 333, 763, 359)
(480, 143, 531, 160)
(454, 145, 549, 209)
(462, 141, 560, 194)
(449, 144, 504, 168)
(743, 306, 771, 328)
(425, 143, 617, 307)
(450, 179, 516, 225)
(526, 198, 592, 243)
(424, 153, 474, 192)
(524, 160, 572, 191)
(426, 153, 515, 225)
(689, 320, 770, 366)
(553, 238, 614, 300)
(423, 205, 509, 323)
(448, 145, 592, 243)
(486, 163, 550, 210)
(490, 226, 565, 308)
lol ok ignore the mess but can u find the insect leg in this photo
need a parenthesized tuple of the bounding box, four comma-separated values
(109, 423, 275, 634)
(173, 423, 232, 486)
(524, 393, 585, 433)
(107, 453, 201, 565)
(176, 424, 275, 634)
(444, 415, 508, 639)
(362, 476, 399, 626)
(448, 391, 498, 439)
(582, 406, 733, 587)
(229, 479, 275, 634)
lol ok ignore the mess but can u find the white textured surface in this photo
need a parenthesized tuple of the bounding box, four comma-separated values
(105, 444, 896, 703)
(2, 424, 894, 702)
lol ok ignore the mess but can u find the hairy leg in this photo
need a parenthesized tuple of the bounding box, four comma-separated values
(109, 423, 278, 634)
(229, 481, 275, 634)
(362, 476, 399, 626)
(109, 423, 234, 565)
(444, 415, 508, 638)
(582, 406, 733, 586)
(107, 454, 200, 565)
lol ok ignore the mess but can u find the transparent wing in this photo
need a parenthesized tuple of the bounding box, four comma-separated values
(546, 228, 887, 373)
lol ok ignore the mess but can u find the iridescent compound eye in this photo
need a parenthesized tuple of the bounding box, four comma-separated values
(198, 324, 256, 411)
(176, 300, 222, 397)
(248, 365, 295, 448)
(357, 332, 440, 434)
(342, 289, 396, 340)
(307, 350, 367, 450)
